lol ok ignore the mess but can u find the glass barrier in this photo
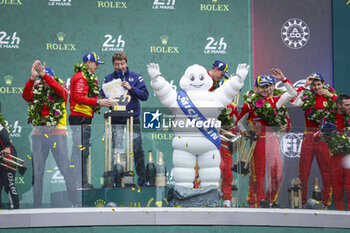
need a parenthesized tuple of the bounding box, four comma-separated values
(1, 123, 346, 211)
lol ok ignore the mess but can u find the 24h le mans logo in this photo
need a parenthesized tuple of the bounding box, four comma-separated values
(281, 18, 310, 49)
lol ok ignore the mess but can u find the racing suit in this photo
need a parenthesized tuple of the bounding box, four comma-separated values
(69, 70, 100, 188)
(291, 86, 337, 206)
(0, 125, 19, 209)
(237, 79, 295, 207)
(23, 74, 78, 207)
(330, 113, 350, 210)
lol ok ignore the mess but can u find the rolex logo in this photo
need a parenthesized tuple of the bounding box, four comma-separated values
(160, 35, 169, 45)
(94, 199, 106, 207)
(57, 32, 65, 43)
(4, 75, 13, 85)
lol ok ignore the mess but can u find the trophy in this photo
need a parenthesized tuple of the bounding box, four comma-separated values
(104, 87, 135, 188)
(232, 130, 259, 175)
(288, 177, 302, 208)
(0, 152, 28, 175)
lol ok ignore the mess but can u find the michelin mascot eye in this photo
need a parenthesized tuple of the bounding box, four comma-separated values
(147, 62, 249, 205)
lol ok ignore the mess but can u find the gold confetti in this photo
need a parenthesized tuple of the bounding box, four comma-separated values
(138, 187, 141, 193)
(112, 208, 115, 212)
(186, 142, 188, 147)
(132, 187, 135, 191)
(284, 212, 287, 215)
(45, 134, 49, 138)
(70, 165, 75, 168)
(129, 202, 132, 207)
(177, 135, 181, 139)
(146, 210, 149, 213)
(53, 142, 56, 148)
(212, 154, 215, 159)
(138, 202, 141, 207)
(27, 155, 32, 159)
(78, 145, 83, 147)
(102, 137, 105, 142)
(80, 147, 86, 151)
(47, 170, 52, 173)
(130, 152, 134, 157)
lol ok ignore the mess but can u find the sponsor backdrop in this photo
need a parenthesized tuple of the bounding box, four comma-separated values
(253, 0, 333, 206)
(0, 0, 252, 207)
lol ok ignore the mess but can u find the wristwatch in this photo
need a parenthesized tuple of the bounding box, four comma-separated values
(97, 100, 100, 105)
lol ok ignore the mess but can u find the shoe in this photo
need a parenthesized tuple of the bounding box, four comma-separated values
(271, 201, 280, 208)
(259, 199, 270, 208)
(223, 200, 231, 208)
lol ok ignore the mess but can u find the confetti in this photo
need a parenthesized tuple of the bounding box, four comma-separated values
(78, 145, 83, 147)
(112, 208, 115, 212)
(47, 170, 52, 173)
(70, 165, 75, 168)
(53, 142, 56, 148)
(131, 187, 135, 191)
(177, 135, 181, 139)
(102, 137, 105, 142)
(146, 210, 149, 213)
(186, 142, 188, 147)
(27, 155, 31, 159)
(212, 154, 215, 159)
(45, 134, 49, 138)
(137, 187, 141, 193)
(80, 147, 86, 151)
(130, 152, 134, 157)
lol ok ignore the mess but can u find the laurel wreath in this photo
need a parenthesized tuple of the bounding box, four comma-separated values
(74, 62, 101, 114)
(27, 77, 66, 127)
(0, 113, 9, 132)
(243, 89, 289, 130)
(323, 126, 350, 156)
(301, 85, 338, 125)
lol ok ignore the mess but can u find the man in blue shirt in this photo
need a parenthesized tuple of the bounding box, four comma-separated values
(100, 52, 149, 186)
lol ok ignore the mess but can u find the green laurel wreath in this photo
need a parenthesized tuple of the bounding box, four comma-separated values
(74, 62, 102, 114)
(0, 113, 9, 131)
(27, 77, 65, 126)
(243, 89, 289, 130)
(323, 126, 350, 155)
(301, 85, 338, 125)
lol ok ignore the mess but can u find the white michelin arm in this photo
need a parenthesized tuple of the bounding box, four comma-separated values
(290, 88, 305, 107)
(214, 63, 249, 107)
(276, 79, 297, 109)
(147, 63, 177, 107)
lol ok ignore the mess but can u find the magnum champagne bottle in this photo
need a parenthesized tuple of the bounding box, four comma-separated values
(145, 150, 156, 187)
(312, 177, 322, 201)
(155, 151, 167, 207)
(155, 151, 167, 187)
(113, 152, 124, 188)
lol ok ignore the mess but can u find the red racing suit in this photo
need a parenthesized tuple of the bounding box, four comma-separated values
(219, 103, 239, 201)
(237, 79, 295, 207)
(69, 71, 99, 118)
(291, 86, 337, 206)
(330, 113, 350, 210)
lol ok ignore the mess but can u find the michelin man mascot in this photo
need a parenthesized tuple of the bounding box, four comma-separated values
(147, 63, 249, 188)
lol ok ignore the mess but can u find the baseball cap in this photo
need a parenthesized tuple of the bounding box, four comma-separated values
(213, 60, 229, 78)
(265, 74, 276, 85)
(255, 75, 271, 87)
(83, 52, 104, 64)
(44, 67, 55, 77)
(310, 72, 324, 81)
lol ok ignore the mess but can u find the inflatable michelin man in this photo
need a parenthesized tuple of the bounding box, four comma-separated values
(147, 63, 249, 188)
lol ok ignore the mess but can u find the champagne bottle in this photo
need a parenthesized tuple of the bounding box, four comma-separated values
(155, 151, 167, 187)
(145, 150, 156, 187)
(113, 152, 124, 188)
(312, 177, 322, 201)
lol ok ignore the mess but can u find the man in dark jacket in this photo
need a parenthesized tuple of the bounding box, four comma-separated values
(100, 52, 149, 186)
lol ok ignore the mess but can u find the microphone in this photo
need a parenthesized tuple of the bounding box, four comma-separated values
(118, 70, 126, 81)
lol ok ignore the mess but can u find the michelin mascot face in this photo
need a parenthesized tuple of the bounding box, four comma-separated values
(179, 64, 213, 92)
(147, 62, 248, 188)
